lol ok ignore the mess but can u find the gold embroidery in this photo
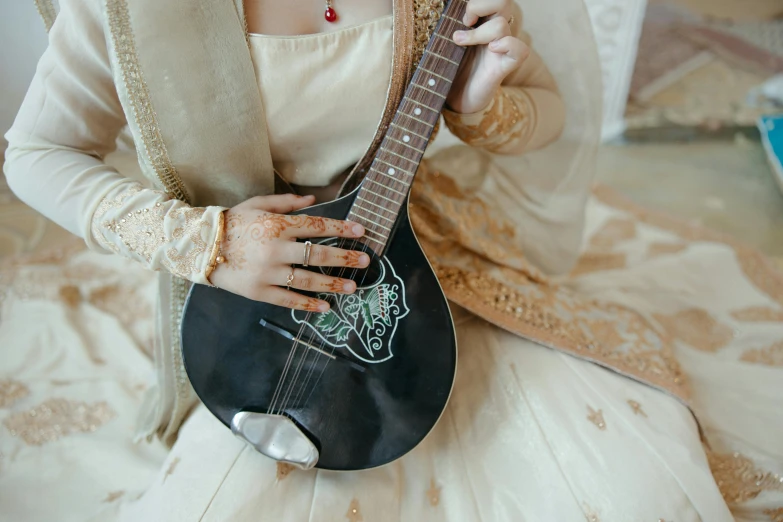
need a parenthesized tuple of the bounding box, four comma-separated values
(3, 398, 116, 446)
(105, 0, 191, 203)
(163, 457, 180, 482)
(731, 307, 783, 323)
(586, 406, 606, 430)
(653, 309, 734, 353)
(570, 252, 628, 277)
(741, 342, 783, 367)
(647, 242, 688, 258)
(166, 207, 212, 278)
(427, 478, 441, 506)
(765, 507, 783, 522)
(0, 379, 30, 408)
(589, 217, 638, 251)
(276, 462, 295, 481)
(34, 0, 57, 32)
(346, 498, 363, 522)
(443, 89, 528, 152)
(627, 399, 647, 417)
(103, 491, 124, 503)
(707, 451, 783, 504)
(412, 0, 444, 70)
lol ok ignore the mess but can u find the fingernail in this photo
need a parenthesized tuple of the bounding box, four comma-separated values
(359, 254, 370, 266)
(352, 224, 364, 236)
(454, 31, 466, 43)
(318, 302, 330, 312)
(489, 40, 500, 49)
(343, 281, 355, 293)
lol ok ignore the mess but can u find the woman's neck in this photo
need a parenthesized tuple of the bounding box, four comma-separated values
(244, 0, 392, 36)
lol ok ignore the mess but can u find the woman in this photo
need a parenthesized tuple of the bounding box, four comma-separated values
(2, 0, 782, 520)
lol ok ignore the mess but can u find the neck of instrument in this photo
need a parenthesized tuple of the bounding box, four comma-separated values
(347, 0, 469, 254)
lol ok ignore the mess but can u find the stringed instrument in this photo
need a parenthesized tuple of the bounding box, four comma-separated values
(181, 0, 471, 471)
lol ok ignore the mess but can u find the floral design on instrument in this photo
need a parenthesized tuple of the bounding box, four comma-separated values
(292, 248, 410, 364)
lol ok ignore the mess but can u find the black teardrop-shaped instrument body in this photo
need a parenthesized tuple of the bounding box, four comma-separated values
(181, 189, 457, 471)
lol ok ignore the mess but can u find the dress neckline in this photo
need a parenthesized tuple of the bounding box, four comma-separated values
(247, 14, 392, 40)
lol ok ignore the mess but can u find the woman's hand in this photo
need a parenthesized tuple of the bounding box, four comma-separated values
(447, 0, 530, 114)
(208, 194, 370, 312)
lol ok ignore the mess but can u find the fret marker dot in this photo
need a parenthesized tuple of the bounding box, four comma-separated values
(388, 168, 396, 175)
(413, 107, 422, 116)
(403, 135, 411, 143)
(428, 79, 436, 87)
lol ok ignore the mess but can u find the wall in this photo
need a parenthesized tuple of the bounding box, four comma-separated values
(0, 1, 49, 155)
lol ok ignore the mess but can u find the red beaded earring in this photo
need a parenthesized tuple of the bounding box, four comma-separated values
(325, 0, 337, 22)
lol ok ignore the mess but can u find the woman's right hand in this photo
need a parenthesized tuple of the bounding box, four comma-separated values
(208, 194, 370, 312)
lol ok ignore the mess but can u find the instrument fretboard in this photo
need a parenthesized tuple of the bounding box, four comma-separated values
(347, 0, 469, 253)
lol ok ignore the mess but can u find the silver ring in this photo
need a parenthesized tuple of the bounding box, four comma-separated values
(286, 267, 295, 290)
(302, 241, 312, 267)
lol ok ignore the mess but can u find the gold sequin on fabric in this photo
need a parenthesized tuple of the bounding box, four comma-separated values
(346, 498, 363, 522)
(627, 399, 647, 417)
(707, 451, 783, 504)
(765, 507, 783, 522)
(165, 207, 212, 277)
(34, 0, 57, 32)
(276, 462, 295, 481)
(586, 406, 607, 430)
(427, 478, 441, 506)
(3, 398, 116, 446)
(741, 342, 783, 367)
(653, 308, 734, 353)
(731, 306, 783, 323)
(0, 379, 30, 408)
(412, 0, 444, 70)
(105, 0, 191, 203)
(443, 89, 529, 153)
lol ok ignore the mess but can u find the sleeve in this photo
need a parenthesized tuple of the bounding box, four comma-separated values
(2, 0, 225, 285)
(441, 4, 566, 155)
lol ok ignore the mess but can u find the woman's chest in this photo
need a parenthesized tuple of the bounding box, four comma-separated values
(244, 0, 392, 36)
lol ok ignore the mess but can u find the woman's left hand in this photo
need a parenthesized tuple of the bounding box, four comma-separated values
(447, 0, 530, 114)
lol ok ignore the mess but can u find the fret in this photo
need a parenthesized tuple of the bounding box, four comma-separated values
(386, 136, 425, 154)
(401, 99, 441, 115)
(382, 148, 422, 166)
(373, 160, 414, 178)
(356, 195, 399, 214)
(418, 67, 451, 84)
(427, 52, 459, 66)
(366, 177, 407, 197)
(362, 188, 402, 205)
(389, 122, 429, 141)
(370, 163, 412, 180)
(441, 14, 463, 26)
(411, 83, 447, 99)
(357, 229, 386, 244)
(352, 204, 395, 226)
(396, 111, 434, 128)
(433, 32, 454, 44)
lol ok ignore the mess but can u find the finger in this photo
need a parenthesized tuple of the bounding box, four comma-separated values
(280, 215, 365, 239)
(463, 0, 509, 26)
(453, 16, 510, 47)
(262, 286, 331, 312)
(279, 241, 371, 268)
(488, 36, 530, 68)
(244, 194, 316, 214)
(271, 267, 357, 294)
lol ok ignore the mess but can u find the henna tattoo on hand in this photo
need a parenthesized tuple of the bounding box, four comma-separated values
(326, 278, 348, 293)
(341, 251, 368, 268)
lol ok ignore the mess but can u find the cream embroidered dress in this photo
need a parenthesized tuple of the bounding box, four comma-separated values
(1, 1, 782, 521)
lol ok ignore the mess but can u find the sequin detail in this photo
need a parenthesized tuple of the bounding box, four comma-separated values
(105, 0, 191, 203)
(34, 0, 57, 32)
(427, 478, 441, 506)
(586, 406, 607, 430)
(708, 452, 783, 504)
(653, 308, 734, 353)
(627, 399, 647, 417)
(346, 498, 363, 522)
(741, 342, 783, 367)
(3, 398, 116, 446)
(0, 379, 30, 408)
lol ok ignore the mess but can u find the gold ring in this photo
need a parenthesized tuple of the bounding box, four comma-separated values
(286, 268, 295, 290)
(302, 241, 312, 267)
(508, 15, 515, 26)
